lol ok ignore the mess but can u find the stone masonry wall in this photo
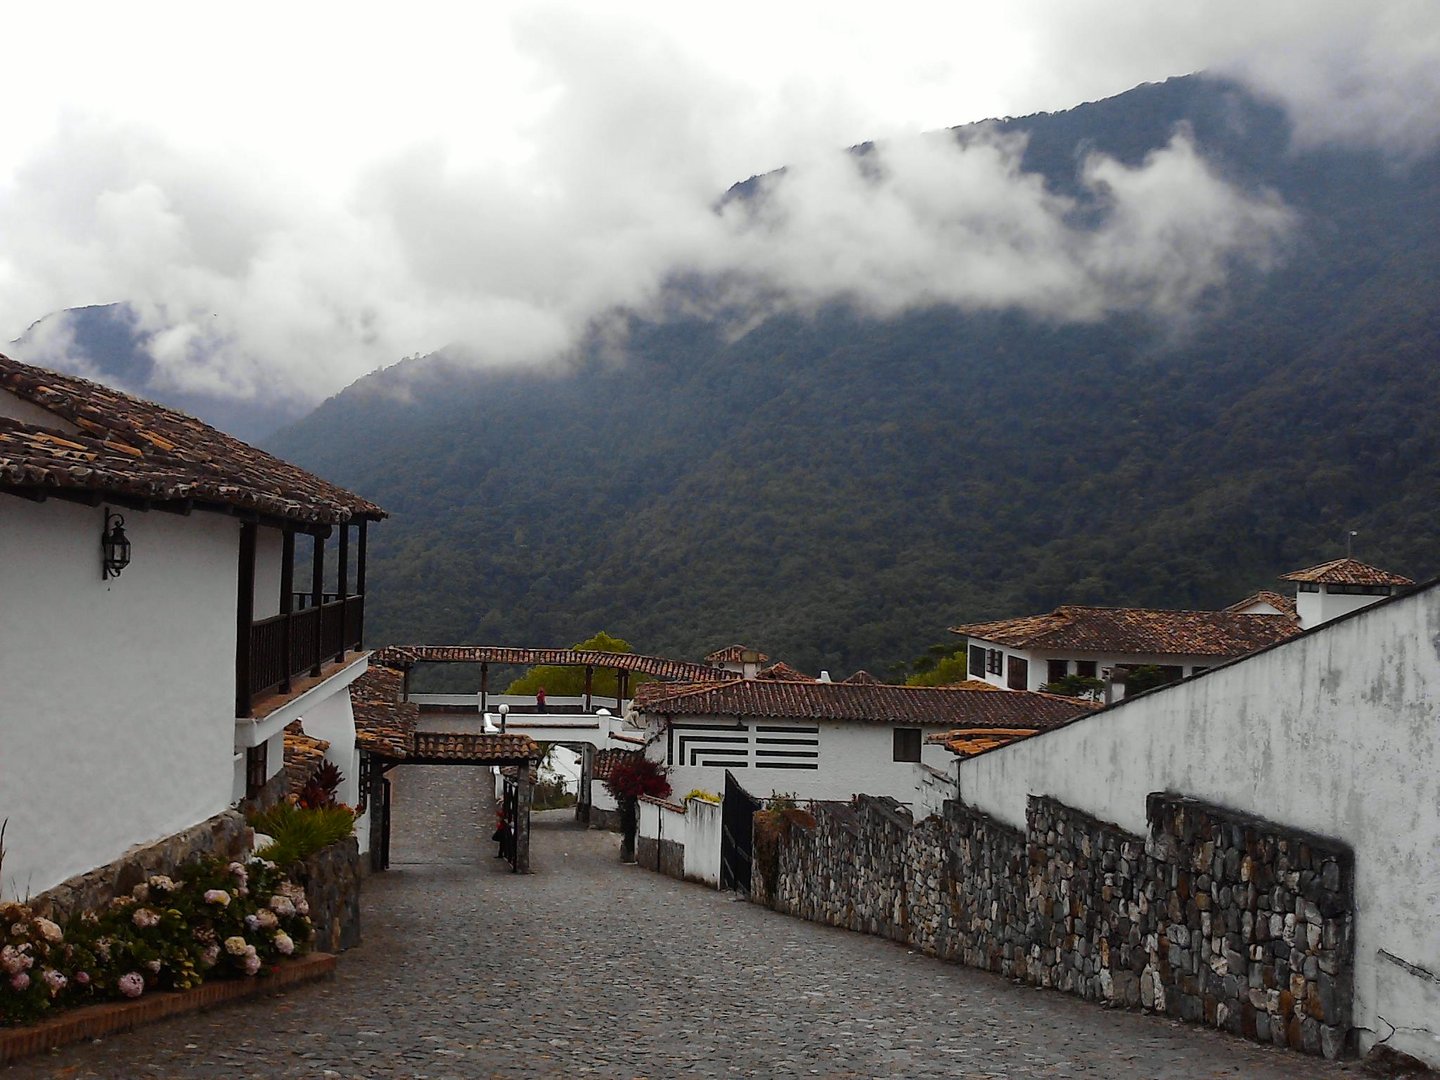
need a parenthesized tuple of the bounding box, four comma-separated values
(759, 792, 1355, 1059)
(292, 836, 363, 953)
(32, 810, 249, 924)
(634, 836, 684, 880)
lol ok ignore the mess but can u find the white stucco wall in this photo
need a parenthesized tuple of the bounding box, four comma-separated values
(0, 498, 240, 898)
(683, 797, 723, 887)
(967, 643, 1223, 697)
(0, 393, 81, 432)
(646, 716, 952, 807)
(955, 585, 1440, 1066)
(253, 525, 284, 620)
(1296, 587, 1391, 631)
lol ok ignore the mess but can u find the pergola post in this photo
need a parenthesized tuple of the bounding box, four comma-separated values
(480, 662, 489, 714)
(584, 665, 594, 713)
(616, 669, 629, 711)
(513, 763, 534, 874)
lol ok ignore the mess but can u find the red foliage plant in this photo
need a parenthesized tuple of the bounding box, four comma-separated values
(602, 755, 672, 801)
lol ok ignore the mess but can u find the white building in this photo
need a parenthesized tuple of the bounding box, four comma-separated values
(951, 574, 1440, 1069)
(631, 676, 1091, 808)
(1277, 557, 1413, 629)
(0, 354, 385, 900)
(951, 604, 1301, 699)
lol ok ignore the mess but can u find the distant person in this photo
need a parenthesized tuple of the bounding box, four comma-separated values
(536, 686, 547, 713)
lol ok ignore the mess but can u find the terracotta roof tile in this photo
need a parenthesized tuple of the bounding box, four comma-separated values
(1278, 558, 1413, 586)
(1224, 590, 1299, 618)
(704, 645, 770, 664)
(283, 721, 331, 796)
(950, 605, 1301, 657)
(635, 679, 1091, 729)
(927, 727, 1039, 757)
(350, 664, 418, 759)
(0, 354, 385, 525)
(757, 661, 815, 682)
(592, 748, 638, 781)
(414, 731, 540, 763)
(376, 645, 728, 684)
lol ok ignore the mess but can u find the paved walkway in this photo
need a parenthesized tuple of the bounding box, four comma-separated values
(9, 767, 1352, 1078)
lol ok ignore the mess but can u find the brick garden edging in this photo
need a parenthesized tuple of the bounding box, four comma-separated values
(0, 952, 336, 1066)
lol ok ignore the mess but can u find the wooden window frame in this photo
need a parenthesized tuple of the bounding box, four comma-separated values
(892, 728, 922, 763)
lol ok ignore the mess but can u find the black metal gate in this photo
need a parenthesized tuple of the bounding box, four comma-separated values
(720, 770, 761, 893)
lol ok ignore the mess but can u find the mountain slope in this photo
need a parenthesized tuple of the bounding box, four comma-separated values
(268, 74, 1440, 676)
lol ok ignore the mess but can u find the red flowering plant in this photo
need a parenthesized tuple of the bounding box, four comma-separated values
(601, 755, 671, 863)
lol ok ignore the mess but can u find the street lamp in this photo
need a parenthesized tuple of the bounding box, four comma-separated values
(101, 510, 131, 579)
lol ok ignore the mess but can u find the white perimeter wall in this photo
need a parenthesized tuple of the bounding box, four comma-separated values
(683, 798, 722, 887)
(955, 585, 1440, 1066)
(0, 498, 239, 898)
(649, 717, 952, 808)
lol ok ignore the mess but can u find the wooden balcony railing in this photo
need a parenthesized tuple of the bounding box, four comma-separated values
(246, 592, 364, 705)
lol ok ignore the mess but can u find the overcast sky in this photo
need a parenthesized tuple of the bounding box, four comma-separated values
(2, 1, 1436, 403)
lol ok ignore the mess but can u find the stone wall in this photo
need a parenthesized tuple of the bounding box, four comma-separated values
(291, 836, 363, 953)
(759, 792, 1355, 1059)
(32, 810, 249, 924)
(635, 836, 684, 880)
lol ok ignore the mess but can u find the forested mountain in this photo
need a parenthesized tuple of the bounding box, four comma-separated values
(268, 74, 1440, 677)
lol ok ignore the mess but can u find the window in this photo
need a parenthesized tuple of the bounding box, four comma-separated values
(1007, 654, 1029, 690)
(1046, 659, 1069, 684)
(1190, 665, 1211, 676)
(245, 743, 268, 798)
(893, 728, 922, 762)
(1297, 582, 1320, 593)
(987, 649, 1003, 675)
(969, 645, 986, 680)
(1328, 584, 1393, 596)
(1075, 660, 1098, 678)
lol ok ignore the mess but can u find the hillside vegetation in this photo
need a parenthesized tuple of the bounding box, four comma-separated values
(268, 74, 1440, 676)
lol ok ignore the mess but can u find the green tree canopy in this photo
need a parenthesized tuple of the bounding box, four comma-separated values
(505, 631, 652, 698)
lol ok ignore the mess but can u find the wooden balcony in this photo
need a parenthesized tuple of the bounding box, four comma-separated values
(246, 593, 364, 708)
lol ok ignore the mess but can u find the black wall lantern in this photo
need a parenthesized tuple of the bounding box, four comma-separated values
(101, 510, 131, 579)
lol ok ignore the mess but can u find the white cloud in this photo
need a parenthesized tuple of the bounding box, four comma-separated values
(0, 1, 1432, 406)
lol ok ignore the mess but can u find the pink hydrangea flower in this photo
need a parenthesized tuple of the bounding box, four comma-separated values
(131, 907, 160, 930)
(268, 894, 296, 918)
(145, 959, 162, 974)
(117, 971, 145, 998)
(242, 952, 261, 976)
(33, 917, 63, 944)
(224, 936, 249, 956)
(74, 970, 91, 986)
(203, 889, 231, 907)
(273, 931, 295, 956)
(9, 972, 29, 992)
(42, 969, 66, 996)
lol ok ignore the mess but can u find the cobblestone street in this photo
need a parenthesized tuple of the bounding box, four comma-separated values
(9, 766, 1354, 1078)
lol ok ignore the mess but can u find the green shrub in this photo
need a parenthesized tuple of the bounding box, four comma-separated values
(248, 803, 356, 868)
(684, 789, 721, 804)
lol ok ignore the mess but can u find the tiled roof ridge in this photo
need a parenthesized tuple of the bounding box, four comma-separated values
(376, 645, 728, 684)
(756, 661, 815, 682)
(704, 644, 770, 664)
(950, 604, 1302, 657)
(0, 353, 385, 524)
(1224, 590, 1299, 617)
(1278, 557, 1413, 586)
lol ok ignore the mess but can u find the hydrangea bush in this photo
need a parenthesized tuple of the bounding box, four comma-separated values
(0, 855, 312, 1027)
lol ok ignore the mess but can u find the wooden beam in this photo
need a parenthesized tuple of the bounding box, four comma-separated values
(279, 529, 295, 693)
(335, 524, 349, 663)
(310, 531, 325, 677)
(235, 522, 257, 718)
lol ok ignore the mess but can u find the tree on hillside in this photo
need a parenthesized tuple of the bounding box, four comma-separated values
(505, 631, 652, 697)
(900, 643, 969, 687)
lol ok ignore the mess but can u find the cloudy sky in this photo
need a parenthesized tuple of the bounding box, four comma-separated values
(2, 0, 1436, 404)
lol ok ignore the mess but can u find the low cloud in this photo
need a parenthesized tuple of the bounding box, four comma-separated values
(0, 2, 1431, 406)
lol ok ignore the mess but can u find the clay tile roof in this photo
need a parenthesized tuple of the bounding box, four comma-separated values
(414, 732, 540, 763)
(633, 679, 1092, 729)
(927, 727, 1039, 757)
(375, 645, 727, 684)
(841, 670, 880, 685)
(0, 354, 385, 525)
(350, 664, 418, 759)
(1278, 558, 1413, 586)
(283, 721, 331, 796)
(949, 605, 1301, 657)
(757, 661, 815, 682)
(1224, 590, 1299, 618)
(593, 747, 638, 782)
(705, 645, 770, 664)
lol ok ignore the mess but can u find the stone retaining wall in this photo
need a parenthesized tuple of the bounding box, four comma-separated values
(32, 810, 249, 924)
(292, 836, 363, 952)
(758, 793, 1355, 1059)
(635, 836, 684, 880)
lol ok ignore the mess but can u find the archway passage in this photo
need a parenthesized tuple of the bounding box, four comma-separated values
(353, 663, 542, 872)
